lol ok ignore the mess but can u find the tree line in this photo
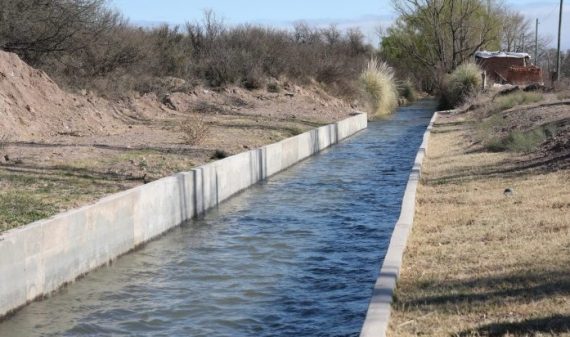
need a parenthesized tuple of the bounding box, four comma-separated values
(1, 0, 567, 101)
(0, 0, 374, 98)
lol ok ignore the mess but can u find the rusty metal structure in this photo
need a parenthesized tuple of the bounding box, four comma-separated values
(475, 51, 544, 86)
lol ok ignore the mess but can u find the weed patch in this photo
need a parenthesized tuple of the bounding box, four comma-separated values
(494, 91, 544, 112)
(0, 192, 58, 231)
(487, 125, 557, 153)
(181, 115, 210, 145)
(211, 149, 229, 160)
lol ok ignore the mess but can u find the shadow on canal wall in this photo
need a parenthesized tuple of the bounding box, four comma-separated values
(0, 113, 367, 319)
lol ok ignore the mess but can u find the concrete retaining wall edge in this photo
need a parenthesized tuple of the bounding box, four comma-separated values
(0, 112, 367, 318)
(360, 111, 439, 337)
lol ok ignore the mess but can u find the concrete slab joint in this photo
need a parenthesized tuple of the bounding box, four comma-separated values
(360, 111, 440, 337)
(0, 112, 367, 319)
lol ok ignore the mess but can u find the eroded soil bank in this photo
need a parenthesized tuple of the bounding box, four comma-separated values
(0, 50, 355, 231)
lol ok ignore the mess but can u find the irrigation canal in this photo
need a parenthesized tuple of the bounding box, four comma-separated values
(0, 100, 437, 337)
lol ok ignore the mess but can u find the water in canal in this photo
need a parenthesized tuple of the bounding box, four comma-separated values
(0, 100, 436, 337)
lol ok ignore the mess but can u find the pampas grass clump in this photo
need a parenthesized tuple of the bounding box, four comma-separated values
(360, 58, 398, 117)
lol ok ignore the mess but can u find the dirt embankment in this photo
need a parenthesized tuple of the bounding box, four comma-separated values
(0, 50, 357, 231)
(389, 93, 570, 336)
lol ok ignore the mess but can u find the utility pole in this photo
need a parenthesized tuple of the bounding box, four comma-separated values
(535, 18, 539, 65)
(556, 0, 564, 81)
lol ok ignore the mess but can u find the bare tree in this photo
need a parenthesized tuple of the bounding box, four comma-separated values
(322, 25, 341, 46)
(0, 0, 119, 62)
(499, 9, 532, 52)
(390, 0, 502, 75)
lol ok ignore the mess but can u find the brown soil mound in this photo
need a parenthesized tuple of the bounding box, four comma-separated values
(0, 51, 353, 142)
(0, 51, 123, 140)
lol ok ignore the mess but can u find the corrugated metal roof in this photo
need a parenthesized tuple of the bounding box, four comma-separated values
(475, 51, 531, 59)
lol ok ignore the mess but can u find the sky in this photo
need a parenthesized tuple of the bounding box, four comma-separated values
(111, 0, 569, 49)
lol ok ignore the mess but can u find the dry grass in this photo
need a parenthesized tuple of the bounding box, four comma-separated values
(388, 115, 570, 337)
(492, 91, 544, 113)
(0, 167, 136, 232)
(360, 58, 398, 117)
(181, 114, 210, 145)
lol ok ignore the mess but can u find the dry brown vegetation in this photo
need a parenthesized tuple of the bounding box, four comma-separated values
(0, 1, 372, 99)
(389, 95, 570, 336)
(180, 115, 210, 145)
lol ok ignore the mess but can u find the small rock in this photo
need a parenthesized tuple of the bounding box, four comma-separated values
(3, 154, 9, 162)
(504, 188, 514, 197)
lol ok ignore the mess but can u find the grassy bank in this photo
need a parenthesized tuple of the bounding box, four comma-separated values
(388, 97, 570, 336)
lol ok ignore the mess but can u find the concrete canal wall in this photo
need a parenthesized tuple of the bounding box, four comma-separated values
(360, 111, 439, 337)
(0, 112, 367, 318)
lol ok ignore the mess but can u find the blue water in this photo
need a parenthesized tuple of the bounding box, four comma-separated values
(0, 100, 436, 337)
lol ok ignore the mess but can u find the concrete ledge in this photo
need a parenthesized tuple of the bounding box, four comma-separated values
(0, 112, 367, 318)
(360, 111, 439, 337)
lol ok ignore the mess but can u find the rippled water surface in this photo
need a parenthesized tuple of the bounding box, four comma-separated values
(0, 100, 436, 337)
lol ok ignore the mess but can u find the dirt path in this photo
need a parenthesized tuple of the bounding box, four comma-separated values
(388, 108, 570, 336)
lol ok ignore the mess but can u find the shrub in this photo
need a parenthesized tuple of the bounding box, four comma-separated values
(494, 91, 544, 111)
(442, 62, 482, 108)
(359, 58, 398, 117)
(241, 66, 265, 90)
(210, 149, 229, 160)
(484, 124, 557, 153)
(267, 82, 281, 93)
(1, 4, 372, 100)
(398, 80, 417, 102)
(180, 115, 210, 145)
